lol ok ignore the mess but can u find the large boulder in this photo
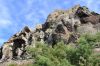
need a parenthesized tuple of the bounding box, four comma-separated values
(81, 15, 100, 24)
(94, 23, 100, 32)
(0, 26, 35, 60)
(77, 23, 97, 34)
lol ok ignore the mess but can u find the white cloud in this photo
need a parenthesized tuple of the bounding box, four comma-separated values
(0, 0, 13, 29)
(0, 0, 14, 46)
(0, 19, 12, 28)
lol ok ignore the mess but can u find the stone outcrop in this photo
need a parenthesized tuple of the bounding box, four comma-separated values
(0, 5, 100, 61)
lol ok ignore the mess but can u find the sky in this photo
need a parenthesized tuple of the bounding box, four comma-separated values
(0, 0, 100, 46)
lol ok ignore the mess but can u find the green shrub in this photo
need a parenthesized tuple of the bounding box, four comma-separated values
(26, 33, 100, 66)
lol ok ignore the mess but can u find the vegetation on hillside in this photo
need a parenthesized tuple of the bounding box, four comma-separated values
(26, 33, 100, 66)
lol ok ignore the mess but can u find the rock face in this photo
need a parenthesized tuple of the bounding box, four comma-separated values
(0, 5, 100, 61)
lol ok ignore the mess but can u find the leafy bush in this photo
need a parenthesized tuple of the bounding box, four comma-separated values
(26, 33, 100, 66)
(26, 42, 73, 66)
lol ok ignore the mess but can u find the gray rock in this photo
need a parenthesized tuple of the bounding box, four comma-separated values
(1, 5, 100, 61)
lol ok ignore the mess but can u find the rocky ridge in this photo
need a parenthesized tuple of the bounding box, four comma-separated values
(0, 5, 100, 63)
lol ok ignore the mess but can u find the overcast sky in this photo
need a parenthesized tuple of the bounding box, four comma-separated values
(0, 0, 100, 46)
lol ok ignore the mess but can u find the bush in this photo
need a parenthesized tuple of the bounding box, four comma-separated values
(26, 42, 73, 66)
(26, 33, 100, 66)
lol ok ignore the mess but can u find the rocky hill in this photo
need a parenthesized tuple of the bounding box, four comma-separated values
(0, 5, 100, 65)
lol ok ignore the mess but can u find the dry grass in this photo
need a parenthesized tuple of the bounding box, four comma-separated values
(0, 59, 33, 66)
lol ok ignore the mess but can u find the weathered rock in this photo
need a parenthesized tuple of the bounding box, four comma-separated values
(1, 5, 100, 61)
(75, 6, 92, 18)
(0, 26, 36, 61)
(0, 41, 13, 62)
(81, 15, 100, 24)
(77, 23, 97, 34)
(36, 24, 43, 30)
(67, 33, 80, 44)
(94, 23, 100, 32)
